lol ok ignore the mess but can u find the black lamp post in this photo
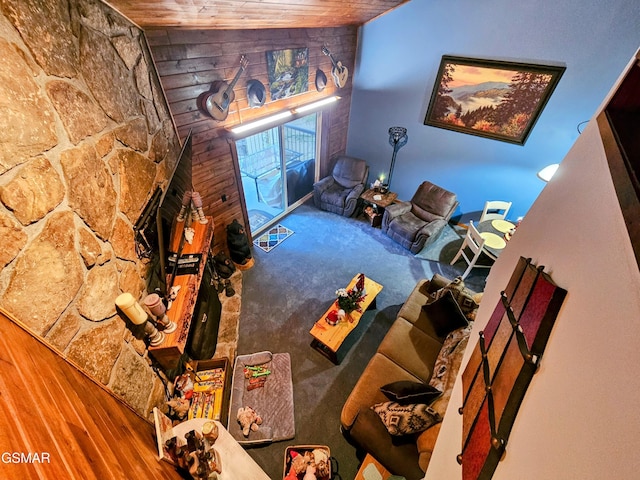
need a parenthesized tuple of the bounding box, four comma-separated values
(386, 126, 408, 190)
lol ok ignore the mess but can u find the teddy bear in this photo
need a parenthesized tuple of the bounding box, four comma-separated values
(166, 397, 191, 420)
(303, 464, 317, 480)
(236, 406, 262, 437)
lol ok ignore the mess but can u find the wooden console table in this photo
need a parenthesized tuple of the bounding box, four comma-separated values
(309, 274, 383, 364)
(149, 217, 214, 370)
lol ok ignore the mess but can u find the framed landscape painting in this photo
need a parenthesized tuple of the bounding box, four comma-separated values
(424, 56, 565, 145)
(266, 47, 309, 101)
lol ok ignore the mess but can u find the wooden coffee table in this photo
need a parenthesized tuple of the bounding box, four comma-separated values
(309, 274, 383, 363)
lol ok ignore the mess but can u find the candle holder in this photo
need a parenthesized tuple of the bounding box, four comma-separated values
(191, 191, 208, 224)
(177, 190, 192, 222)
(116, 293, 166, 346)
(144, 293, 177, 333)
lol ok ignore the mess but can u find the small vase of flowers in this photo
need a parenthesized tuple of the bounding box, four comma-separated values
(335, 273, 367, 314)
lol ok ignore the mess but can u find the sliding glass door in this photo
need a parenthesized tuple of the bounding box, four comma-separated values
(237, 113, 317, 235)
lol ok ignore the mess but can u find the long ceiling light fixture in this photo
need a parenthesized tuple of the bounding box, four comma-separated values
(294, 95, 339, 113)
(230, 111, 293, 135)
(230, 96, 339, 135)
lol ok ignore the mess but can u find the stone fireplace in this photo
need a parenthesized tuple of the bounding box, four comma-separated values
(0, 0, 239, 419)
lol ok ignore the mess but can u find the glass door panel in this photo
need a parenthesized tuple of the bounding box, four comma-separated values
(237, 113, 317, 236)
(237, 126, 285, 233)
(283, 115, 316, 205)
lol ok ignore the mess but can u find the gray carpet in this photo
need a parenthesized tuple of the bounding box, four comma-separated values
(236, 202, 487, 479)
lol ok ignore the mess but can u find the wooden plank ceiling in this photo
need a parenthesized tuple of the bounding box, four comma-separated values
(105, 0, 409, 29)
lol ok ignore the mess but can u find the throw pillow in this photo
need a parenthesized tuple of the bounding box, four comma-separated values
(380, 381, 442, 405)
(429, 325, 472, 394)
(428, 276, 479, 317)
(371, 401, 441, 436)
(422, 290, 469, 337)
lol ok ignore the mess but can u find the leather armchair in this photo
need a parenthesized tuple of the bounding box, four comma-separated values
(382, 181, 458, 253)
(313, 155, 368, 217)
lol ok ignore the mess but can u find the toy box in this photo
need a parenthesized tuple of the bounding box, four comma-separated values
(283, 445, 331, 480)
(188, 357, 230, 426)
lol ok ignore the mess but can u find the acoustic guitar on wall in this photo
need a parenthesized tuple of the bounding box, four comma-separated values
(321, 45, 348, 89)
(205, 55, 248, 121)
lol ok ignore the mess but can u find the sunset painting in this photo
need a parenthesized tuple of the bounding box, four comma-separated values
(424, 56, 565, 145)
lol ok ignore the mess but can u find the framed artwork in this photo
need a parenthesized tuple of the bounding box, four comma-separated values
(266, 48, 309, 101)
(424, 56, 565, 145)
(458, 257, 567, 480)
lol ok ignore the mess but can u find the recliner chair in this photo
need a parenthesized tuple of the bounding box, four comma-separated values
(382, 181, 458, 253)
(313, 155, 368, 217)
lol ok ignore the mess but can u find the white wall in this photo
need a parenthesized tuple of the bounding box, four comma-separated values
(425, 53, 640, 479)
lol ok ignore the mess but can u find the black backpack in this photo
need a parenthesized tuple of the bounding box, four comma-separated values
(213, 252, 235, 279)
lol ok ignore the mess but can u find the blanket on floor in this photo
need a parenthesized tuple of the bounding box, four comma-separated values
(228, 351, 295, 445)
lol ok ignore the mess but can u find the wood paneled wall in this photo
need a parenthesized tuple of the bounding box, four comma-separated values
(0, 311, 180, 479)
(146, 26, 357, 249)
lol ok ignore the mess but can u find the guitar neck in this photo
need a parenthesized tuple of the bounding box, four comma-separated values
(331, 54, 341, 69)
(225, 64, 246, 96)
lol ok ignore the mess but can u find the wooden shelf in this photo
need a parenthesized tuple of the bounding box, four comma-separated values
(149, 217, 214, 371)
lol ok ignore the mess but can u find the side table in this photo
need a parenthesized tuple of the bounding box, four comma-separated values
(355, 454, 400, 479)
(360, 189, 398, 227)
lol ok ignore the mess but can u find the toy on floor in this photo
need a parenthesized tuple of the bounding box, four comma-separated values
(284, 447, 331, 480)
(237, 406, 263, 437)
(166, 397, 191, 421)
(303, 464, 317, 480)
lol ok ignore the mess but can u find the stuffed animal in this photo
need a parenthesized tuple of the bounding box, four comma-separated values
(290, 450, 308, 475)
(166, 397, 191, 420)
(303, 464, 317, 480)
(236, 406, 262, 437)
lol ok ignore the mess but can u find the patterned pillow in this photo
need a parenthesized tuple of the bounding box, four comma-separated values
(428, 276, 479, 317)
(429, 324, 472, 394)
(371, 401, 442, 436)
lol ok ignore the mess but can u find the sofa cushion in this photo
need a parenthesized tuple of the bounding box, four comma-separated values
(397, 276, 458, 333)
(428, 276, 479, 317)
(371, 401, 441, 436)
(422, 290, 469, 337)
(340, 353, 425, 430)
(381, 381, 442, 405)
(377, 318, 444, 383)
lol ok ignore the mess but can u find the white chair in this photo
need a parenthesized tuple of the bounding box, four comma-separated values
(480, 200, 512, 222)
(450, 221, 494, 279)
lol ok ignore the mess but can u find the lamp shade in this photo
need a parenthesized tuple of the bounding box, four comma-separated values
(537, 163, 559, 182)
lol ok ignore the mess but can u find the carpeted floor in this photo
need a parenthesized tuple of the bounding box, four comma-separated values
(236, 201, 488, 479)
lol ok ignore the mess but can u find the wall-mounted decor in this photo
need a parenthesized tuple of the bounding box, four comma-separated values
(424, 56, 565, 145)
(458, 256, 566, 480)
(321, 45, 349, 88)
(201, 55, 248, 121)
(266, 47, 309, 101)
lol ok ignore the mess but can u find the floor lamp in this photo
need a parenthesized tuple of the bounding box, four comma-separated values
(386, 126, 408, 190)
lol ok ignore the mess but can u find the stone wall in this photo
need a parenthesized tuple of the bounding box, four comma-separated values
(0, 0, 181, 418)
